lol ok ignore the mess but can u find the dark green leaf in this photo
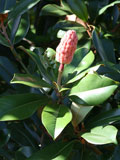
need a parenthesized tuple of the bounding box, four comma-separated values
(67, 0, 88, 21)
(0, 129, 10, 147)
(0, 93, 49, 121)
(99, 0, 120, 15)
(86, 108, 120, 129)
(0, 56, 18, 84)
(92, 30, 108, 61)
(8, 0, 41, 20)
(27, 141, 74, 160)
(18, 46, 53, 85)
(42, 103, 72, 139)
(40, 4, 69, 17)
(0, 0, 16, 13)
(11, 73, 51, 88)
(9, 13, 30, 44)
(0, 34, 10, 47)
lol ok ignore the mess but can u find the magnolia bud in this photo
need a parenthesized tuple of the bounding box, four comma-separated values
(56, 30, 78, 64)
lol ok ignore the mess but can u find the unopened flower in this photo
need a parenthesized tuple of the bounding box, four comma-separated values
(56, 30, 78, 64)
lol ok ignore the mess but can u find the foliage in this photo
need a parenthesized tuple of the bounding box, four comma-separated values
(0, 0, 120, 159)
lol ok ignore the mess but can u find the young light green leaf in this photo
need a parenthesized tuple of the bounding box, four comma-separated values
(42, 103, 72, 139)
(81, 125, 118, 145)
(0, 93, 49, 121)
(11, 73, 51, 88)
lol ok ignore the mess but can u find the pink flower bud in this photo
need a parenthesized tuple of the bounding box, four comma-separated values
(56, 30, 78, 64)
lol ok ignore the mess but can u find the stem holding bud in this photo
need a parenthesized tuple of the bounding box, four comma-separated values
(57, 63, 64, 89)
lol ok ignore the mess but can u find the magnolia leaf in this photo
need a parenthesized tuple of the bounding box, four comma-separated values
(71, 102, 94, 127)
(42, 103, 72, 139)
(81, 125, 118, 145)
(11, 73, 51, 88)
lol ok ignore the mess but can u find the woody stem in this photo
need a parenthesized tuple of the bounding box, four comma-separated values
(57, 63, 64, 89)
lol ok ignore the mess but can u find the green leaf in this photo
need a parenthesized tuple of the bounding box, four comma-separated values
(99, 0, 120, 15)
(8, 0, 41, 20)
(63, 48, 89, 81)
(67, 0, 88, 21)
(73, 50, 95, 73)
(71, 102, 93, 127)
(11, 73, 51, 88)
(92, 30, 108, 61)
(61, 0, 72, 12)
(69, 73, 118, 106)
(40, 4, 69, 17)
(42, 103, 72, 139)
(93, 30, 116, 63)
(0, 93, 48, 121)
(86, 108, 120, 129)
(81, 125, 118, 145)
(9, 13, 30, 44)
(0, 34, 10, 47)
(67, 64, 101, 84)
(27, 141, 74, 160)
(45, 48, 56, 60)
(0, 56, 18, 84)
(18, 46, 53, 85)
(0, 0, 16, 13)
(0, 129, 10, 147)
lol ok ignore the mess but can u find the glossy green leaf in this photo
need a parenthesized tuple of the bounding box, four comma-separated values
(27, 141, 74, 160)
(40, 4, 69, 17)
(11, 73, 51, 88)
(92, 30, 108, 61)
(8, 123, 38, 147)
(0, 0, 16, 13)
(71, 102, 93, 127)
(42, 103, 72, 139)
(54, 20, 86, 33)
(9, 13, 30, 44)
(8, 0, 41, 20)
(69, 73, 118, 106)
(0, 56, 18, 84)
(63, 48, 89, 81)
(93, 30, 116, 63)
(67, 65, 101, 84)
(61, 0, 72, 12)
(0, 93, 49, 121)
(73, 51, 95, 73)
(86, 108, 120, 129)
(81, 125, 118, 145)
(67, 0, 88, 21)
(99, 0, 120, 15)
(18, 46, 53, 85)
